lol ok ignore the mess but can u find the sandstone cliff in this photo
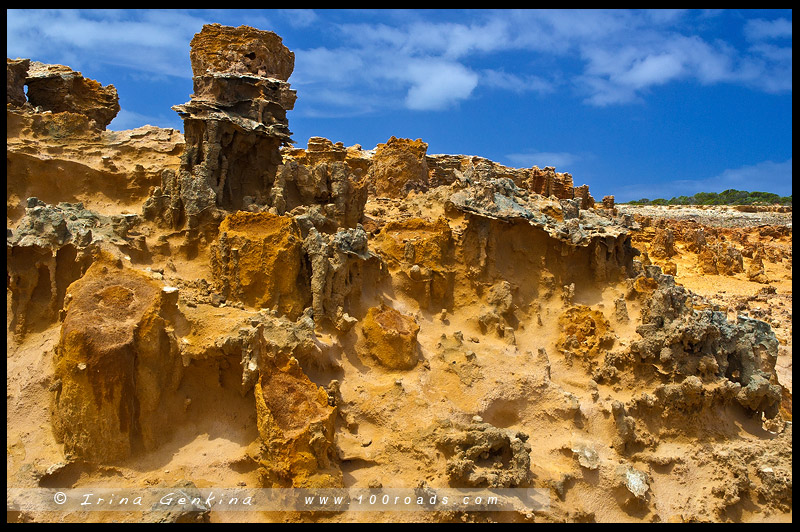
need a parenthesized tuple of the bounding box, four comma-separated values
(6, 24, 792, 524)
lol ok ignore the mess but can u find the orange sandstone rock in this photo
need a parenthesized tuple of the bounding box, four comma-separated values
(557, 304, 614, 361)
(369, 137, 429, 198)
(255, 356, 340, 488)
(189, 23, 295, 81)
(373, 217, 456, 309)
(51, 259, 183, 462)
(210, 211, 310, 318)
(24, 61, 120, 129)
(360, 304, 421, 370)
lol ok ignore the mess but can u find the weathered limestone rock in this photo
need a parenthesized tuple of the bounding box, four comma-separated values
(52, 259, 183, 462)
(648, 227, 676, 259)
(7, 58, 30, 107)
(571, 443, 600, 470)
(602, 195, 616, 209)
(448, 177, 636, 287)
(425, 154, 584, 203)
(23, 61, 120, 129)
(435, 420, 532, 488)
(616, 463, 650, 501)
(684, 226, 707, 253)
(573, 184, 595, 210)
(360, 304, 421, 370)
(210, 211, 310, 319)
(478, 280, 519, 338)
(6, 199, 148, 337)
(373, 217, 456, 309)
(182, 305, 339, 488)
(369, 137, 429, 198)
(698, 242, 744, 275)
(526, 165, 575, 199)
(628, 268, 783, 419)
(747, 246, 769, 283)
(188, 23, 295, 81)
(274, 155, 368, 232)
(255, 355, 341, 488)
(302, 226, 379, 330)
(557, 305, 615, 363)
(147, 24, 297, 231)
(8, 106, 183, 223)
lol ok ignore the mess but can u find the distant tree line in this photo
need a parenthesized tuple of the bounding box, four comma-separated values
(624, 189, 792, 206)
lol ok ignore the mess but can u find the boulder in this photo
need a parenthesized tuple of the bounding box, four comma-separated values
(52, 260, 183, 462)
(360, 304, 420, 370)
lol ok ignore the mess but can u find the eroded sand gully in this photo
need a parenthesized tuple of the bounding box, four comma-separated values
(7, 26, 791, 523)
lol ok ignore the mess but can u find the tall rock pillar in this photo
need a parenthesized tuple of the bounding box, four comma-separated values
(145, 24, 296, 230)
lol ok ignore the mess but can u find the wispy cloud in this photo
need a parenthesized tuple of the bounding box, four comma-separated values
(481, 69, 555, 94)
(7, 9, 202, 78)
(744, 17, 792, 41)
(6, 9, 792, 117)
(294, 10, 791, 113)
(279, 9, 318, 29)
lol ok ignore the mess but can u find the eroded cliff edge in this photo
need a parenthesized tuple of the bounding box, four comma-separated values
(7, 25, 792, 524)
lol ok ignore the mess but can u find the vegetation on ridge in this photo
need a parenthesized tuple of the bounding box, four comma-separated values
(624, 189, 791, 206)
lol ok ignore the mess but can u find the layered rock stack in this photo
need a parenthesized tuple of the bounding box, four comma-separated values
(146, 24, 297, 230)
(7, 58, 120, 130)
(526, 166, 575, 199)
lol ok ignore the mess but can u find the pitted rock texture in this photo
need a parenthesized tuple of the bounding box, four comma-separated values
(210, 211, 310, 318)
(23, 61, 120, 129)
(147, 24, 297, 231)
(6, 24, 792, 525)
(7, 104, 183, 223)
(434, 420, 532, 488)
(52, 260, 182, 462)
(373, 217, 456, 309)
(621, 266, 783, 419)
(6, 199, 145, 337)
(7, 58, 30, 107)
(369, 137, 430, 198)
(303, 226, 379, 330)
(255, 356, 341, 488)
(188, 23, 295, 81)
(275, 139, 368, 231)
(359, 304, 421, 370)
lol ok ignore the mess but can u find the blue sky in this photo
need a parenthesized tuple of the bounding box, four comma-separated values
(7, 9, 792, 201)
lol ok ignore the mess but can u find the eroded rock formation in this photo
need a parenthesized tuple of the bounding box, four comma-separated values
(210, 211, 310, 319)
(6, 24, 792, 525)
(51, 258, 183, 462)
(359, 304, 421, 370)
(145, 24, 297, 231)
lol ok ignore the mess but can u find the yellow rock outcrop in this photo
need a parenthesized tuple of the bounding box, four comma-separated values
(51, 259, 182, 462)
(210, 211, 311, 318)
(359, 304, 421, 370)
(255, 356, 341, 488)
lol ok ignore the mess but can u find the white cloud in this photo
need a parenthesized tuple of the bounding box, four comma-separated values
(404, 60, 478, 111)
(7, 9, 791, 118)
(744, 17, 792, 41)
(279, 9, 318, 28)
(615, 53, 685, 89)
(6, 9, 201, 78)
(481, 69, 555, 94)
